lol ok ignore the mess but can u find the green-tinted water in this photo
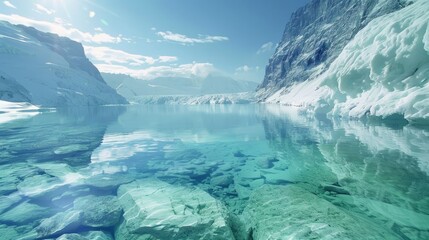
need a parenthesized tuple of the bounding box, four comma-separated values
(0, 104, 428, 239)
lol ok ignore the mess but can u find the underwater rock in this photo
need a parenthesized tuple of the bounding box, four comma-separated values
(242, 184, 400, 239)
(233, 151, 246, 158)
(56, 231, 113, 240)
(0, 201, 50, 224)
(51, 188, 91, 208)
(0, 224, 20, 240)
(337, 195, 429, 231)
(0, 163, 41, 195)
(210, 174, 234, 187)
(0, 182, 17, 196)
(17, 174, 64, 198)
(321, 183, 350, 195)
(256, 157, 279, 169)
(0, 194, 21, 214)
(166, 149, 204, 161)
(260, 169, 294, 185)
(36, 210, 82, 238)
(73, 195, 122, 227)
(83, 173, 136, 190)
(238, 169, 261, 180)
(114, 220, 158, 240)
(0, 224, 36, 240)
(233, 183, 252, 200)
(248, 179, 265, 189)
(117, 178, 234, 239)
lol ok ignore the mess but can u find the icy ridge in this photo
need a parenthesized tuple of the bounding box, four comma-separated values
(0, 21, 127, 107)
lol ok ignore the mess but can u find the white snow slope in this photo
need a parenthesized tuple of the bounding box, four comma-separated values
(0, 21, 127, 107)
(266, 1, 429, 124)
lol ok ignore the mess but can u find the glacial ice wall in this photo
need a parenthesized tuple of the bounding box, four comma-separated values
(259, 0, 404, 96)
(266, 0, 429, 123)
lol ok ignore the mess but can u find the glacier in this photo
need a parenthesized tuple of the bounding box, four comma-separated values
(0, 21, 127, 107)
(263, 0, 429, 124)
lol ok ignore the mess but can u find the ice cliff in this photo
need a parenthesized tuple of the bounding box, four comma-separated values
(0, 21, 127, 107)
(260, 0, 428, 123)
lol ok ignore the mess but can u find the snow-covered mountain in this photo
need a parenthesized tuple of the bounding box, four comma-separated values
(0, 21, 127, 107)
(260, 0, 428, 123)
(103, 73, 257, 101)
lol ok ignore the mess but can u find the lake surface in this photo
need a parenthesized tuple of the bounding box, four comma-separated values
(0, 104, 428, 239)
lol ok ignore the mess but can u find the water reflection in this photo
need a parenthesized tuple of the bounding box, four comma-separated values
(0, 104, 427, 239)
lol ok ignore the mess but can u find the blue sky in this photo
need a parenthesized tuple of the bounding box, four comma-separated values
(0, 0, 309, 82)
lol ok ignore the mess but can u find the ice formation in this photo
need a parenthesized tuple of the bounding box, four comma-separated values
(265, 1, 429, 123)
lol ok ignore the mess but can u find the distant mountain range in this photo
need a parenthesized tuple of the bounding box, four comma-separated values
(102, 73, 258, 101)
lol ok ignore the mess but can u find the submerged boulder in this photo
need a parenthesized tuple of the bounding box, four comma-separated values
(73, 195, 122, 227)
(242, 185, 400, 240)
(117, 178, 234, 240)
(36, 210, 82, 238)
(56, 231, 113, 240)
(115, 220, 158, 240)
(0, 201, 50, 224)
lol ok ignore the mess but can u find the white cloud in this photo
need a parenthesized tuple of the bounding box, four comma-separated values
(157, 31, 228, 45)
(94, 27, 103, 32)
(150, 27, 157, 31)
(236, 65, 251, 72)
(257, 42, 275, 54)
(35, 4, 55, 15)
(158, 56, 178, 63)
(234, 65, 263, 83)
(89, 11, 96, 18)
(3, 1, 16, 9)
(84, 46, 177, 66)
(96, 62, 215, 80)
(0, 14, 124, 44)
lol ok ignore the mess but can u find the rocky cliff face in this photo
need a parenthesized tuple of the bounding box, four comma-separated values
(258, 0, 407, 97)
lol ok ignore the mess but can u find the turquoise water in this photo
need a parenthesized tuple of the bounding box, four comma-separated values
(0, 104, 428, 239)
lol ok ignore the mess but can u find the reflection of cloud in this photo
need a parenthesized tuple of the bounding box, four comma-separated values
(91, 131, 155, 162)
